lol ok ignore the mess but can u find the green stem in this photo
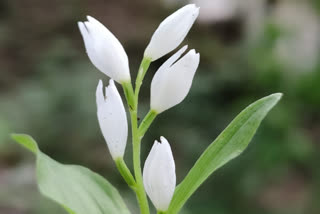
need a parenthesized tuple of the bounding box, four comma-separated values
(115, 158, 136, 189)
(157, 211, 165, 214)
(122, 80, 150, 214)
(122, 57, 155, 214)
(135, 57, 152, 104)
(131, 58, 152, 214)
(139, 110, 158, 138)
(122, 81, 135, 110)
(130, 108, 150, 214)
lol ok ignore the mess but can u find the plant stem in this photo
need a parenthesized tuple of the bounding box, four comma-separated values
(122, 81, 135, 110)
(115, 158, 136, 189)
(122, 77, 150, 214)
(122, 57, 156, 214)
(139, 110, 158, 138)
(130, 108, 150, 214)
(135, 57, 152, 104)
(157, 211, 165, 214)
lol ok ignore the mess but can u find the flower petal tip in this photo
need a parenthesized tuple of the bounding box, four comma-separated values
(154, 139, 160, 145)
(98, 79, 103, 86)
(189, 49, 196, 54)
(96, 80, 105, 106)
(108, 79, 115, 86)
(181, 45, 188, 53)
(187, 4, 200, 13)
(96, 80, 103, 93)
(160, 136, 167, 143)
(86, 15, 94, 21)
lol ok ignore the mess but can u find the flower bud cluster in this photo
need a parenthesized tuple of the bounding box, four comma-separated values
(78, 4, 200, 212)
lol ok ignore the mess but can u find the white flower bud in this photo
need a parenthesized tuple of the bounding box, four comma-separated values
(78, 16, 131, 83)
(96, 79, 128, 159)
(143, 137, 176, 212)
(150, 45, 200, 113)
(144, 4, 200, 61)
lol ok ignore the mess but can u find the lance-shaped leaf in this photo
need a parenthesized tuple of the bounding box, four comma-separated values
(167, 93, 282, 214)
(11, 134, 131, 214)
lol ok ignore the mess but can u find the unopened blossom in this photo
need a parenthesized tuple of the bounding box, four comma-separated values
(150, 45, 200, 113)
(78, 16, 131, 83)
(96, 79, 128, 159)
(143, 137, 176, 211)
(144, 4, 199, 61)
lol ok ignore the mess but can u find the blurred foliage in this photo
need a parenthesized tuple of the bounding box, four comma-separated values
(0, 0, 320, 214)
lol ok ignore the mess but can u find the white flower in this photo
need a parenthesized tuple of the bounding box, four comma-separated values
(78, 16, 131, 83)
(144, 4, 199, 61)
(150, 45, 200, 113)
(143, 137, 176, 211)
(96, 79, 128, 159)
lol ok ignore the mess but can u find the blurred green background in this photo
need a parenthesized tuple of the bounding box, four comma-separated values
(1, 0, 320, 213)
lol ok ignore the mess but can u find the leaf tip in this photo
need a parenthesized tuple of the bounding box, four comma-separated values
(261, 92, 282, 106)
(269, 92, 283, 105)
(272, 92, 283, 100)
(11, 133, 39, 154)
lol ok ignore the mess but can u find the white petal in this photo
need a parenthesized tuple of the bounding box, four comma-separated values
(96, 80, 105, 106)
(78, 16, 131, 83)
(144, 4, 199, 61)
(96, 79, 128, 159)
(157, 45, 188, 72)
(150, 46, 188, 98)
(150, 48, 200, 113)
(143, 137, 176, 211)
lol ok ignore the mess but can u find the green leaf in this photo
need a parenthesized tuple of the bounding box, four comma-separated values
(11, 134, 131, 214)
(167, 93, 282, 214)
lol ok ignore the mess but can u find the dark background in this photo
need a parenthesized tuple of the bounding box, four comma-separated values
(1, 0, 320, 213)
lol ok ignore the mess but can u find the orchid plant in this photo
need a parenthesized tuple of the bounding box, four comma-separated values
(11, 4, 282, 214)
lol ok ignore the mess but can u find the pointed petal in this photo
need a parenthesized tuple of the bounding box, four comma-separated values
(143, 137, 176, 211)
(158, 45, 188, 71)
(96, 80, 128, 159)
(144, 4, 199, 61)
(78, 16, 131, 83)
(150, 48, 200, 113)
(96, 79, 105, 107)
